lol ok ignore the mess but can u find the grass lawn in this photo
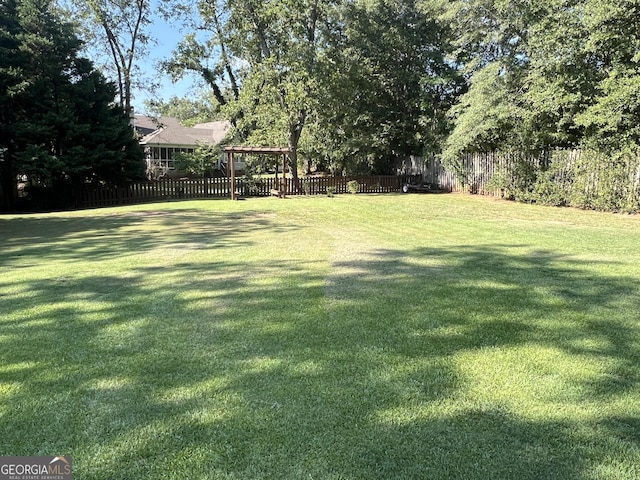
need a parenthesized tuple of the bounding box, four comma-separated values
(1, 193, 639, 479)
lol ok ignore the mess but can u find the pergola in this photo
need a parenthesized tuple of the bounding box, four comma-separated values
(223, 146, 292, 200)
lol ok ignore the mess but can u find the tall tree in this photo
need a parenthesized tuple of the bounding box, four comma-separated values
(0, 0, 24, 209)
(440, 0, 533, 161)
(441, 0, 609, 160)
(0, 0, 144, 210)
(160, 1, 240, 113)
(523, 0, 599, 149)
(164, 0, 465, 176)
(161, 0, 334, 179)
(62, 0, 152, 112)
(576, 1, 640, 149)
(442, 0, 639, 157)
(314, 0, 462, 174)
(144, 93, 224, 126)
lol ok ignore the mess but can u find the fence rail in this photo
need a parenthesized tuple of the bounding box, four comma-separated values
(78, 175, 417, 208)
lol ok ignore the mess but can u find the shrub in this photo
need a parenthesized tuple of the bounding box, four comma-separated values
(487, 154, 537, 202)
(533, 150, 573, 207)
(242, 174, 262, 195)
(565, 148, 640, 212)
(347, 180, 359, 194)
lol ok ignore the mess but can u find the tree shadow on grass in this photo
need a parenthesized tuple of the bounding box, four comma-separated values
(0, 207, 288, 266)
(1, 233, 639, 478)
(314, 245, 640, 478)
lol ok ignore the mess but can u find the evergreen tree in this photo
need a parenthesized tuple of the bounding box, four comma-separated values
(0, 0, 144, 210)
(0, 0, 25, 210)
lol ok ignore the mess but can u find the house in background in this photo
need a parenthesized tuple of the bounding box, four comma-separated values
(134, 115, 234, 178)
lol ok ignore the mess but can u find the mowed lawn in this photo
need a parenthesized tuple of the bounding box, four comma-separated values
(1, 194, 639, 479)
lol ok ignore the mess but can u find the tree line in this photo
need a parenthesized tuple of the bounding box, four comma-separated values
(2, 0, 639, 210)
(442, 0, 640, 157)
(151, 0, 640, 176)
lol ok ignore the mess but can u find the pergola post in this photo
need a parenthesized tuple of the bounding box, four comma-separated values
(281, 153, 287, 198)
(228, 151, 236, 200)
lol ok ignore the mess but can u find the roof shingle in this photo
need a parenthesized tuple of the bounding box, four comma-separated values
(136, 115, 231, 147)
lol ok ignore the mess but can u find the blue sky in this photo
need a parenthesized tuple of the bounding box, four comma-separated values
(130, 12, 201, 113)
(78, 2, 210, 114)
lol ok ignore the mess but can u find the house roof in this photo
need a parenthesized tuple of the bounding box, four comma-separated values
(193, 121, 233, 144)
(133, 115, 182, 136)
(136, 115, 231, 147)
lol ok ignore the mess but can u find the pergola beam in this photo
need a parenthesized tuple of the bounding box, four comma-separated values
(224, 146, 291, 155)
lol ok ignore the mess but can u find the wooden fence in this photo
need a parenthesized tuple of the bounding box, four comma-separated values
(77, 152, 538, 209)
(419, 151, 555, 195)
(424, 149, 640, 211)
(65, 149, 640, 211)
(78, 175, 418, 208)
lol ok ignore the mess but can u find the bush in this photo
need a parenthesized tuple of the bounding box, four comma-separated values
(533, 150, 573, 207)
(486, 154, 538, 202)
(242, 174, 262, 196)
(532, 148, 640, 213)
(347, 180, 359, 194)
(565, 149, 640, 213)
(453, 147, 640, 213)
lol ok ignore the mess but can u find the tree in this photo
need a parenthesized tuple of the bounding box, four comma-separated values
(522, 0, 600, 149)
(161, 0, 336, 180)
(144, 93, 223, 126)
(0, 0, 144, 211)
(314, 0, 463, 174)
(440, 0, 533, 160)
(576, 1, 640, 149)
(174, 143, 220, 177)
(0, 0, 23, 209)
(159, 1, 241, 125)
(61, 0, 152, 112)
(166, 0, 465, 177)
(442, 0, 639, 157)
(441, 0, 605, 160)
(442, 62, 527, 163)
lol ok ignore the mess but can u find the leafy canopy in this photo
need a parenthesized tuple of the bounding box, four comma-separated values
(0, 0, 144, 209)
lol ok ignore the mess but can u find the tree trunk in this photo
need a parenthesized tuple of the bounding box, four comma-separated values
(287, 108, 306, 191)
(0, 155, 16, 212)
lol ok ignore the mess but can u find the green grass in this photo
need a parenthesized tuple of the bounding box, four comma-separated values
(1, 194, 639, 479)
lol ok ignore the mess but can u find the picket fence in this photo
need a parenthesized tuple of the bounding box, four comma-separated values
(78, 149, 640, 209)
(78, 175, 418, 208)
